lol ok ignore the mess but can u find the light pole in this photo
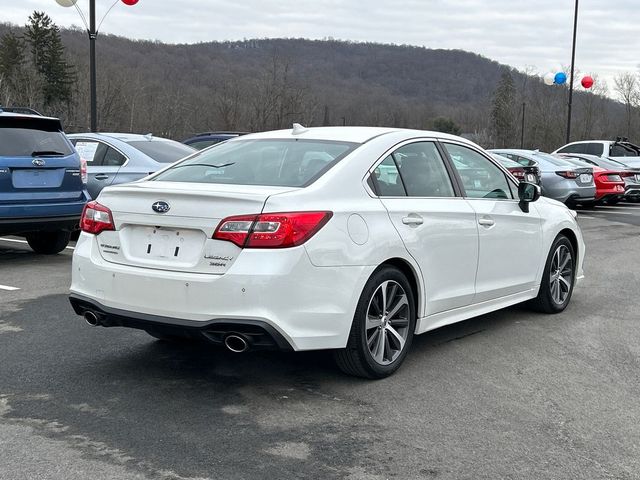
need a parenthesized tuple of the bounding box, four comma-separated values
(566, 0, 579, 144)
(54, 0, 138, 132)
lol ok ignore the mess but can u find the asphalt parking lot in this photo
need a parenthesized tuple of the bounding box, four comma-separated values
(1, 203, 640, 480)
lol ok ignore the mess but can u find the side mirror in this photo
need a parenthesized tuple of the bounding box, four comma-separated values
(518, 182, 541, 213)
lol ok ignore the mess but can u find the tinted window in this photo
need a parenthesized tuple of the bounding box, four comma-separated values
(610, 144, 639, 157)
(153, 139, 358, 187)
(445, 143, 514, 199)
(102, 146, 126, 166)
(372, 156, 406, 196)
(393, 142, 454, 197)
(0, 128, 73, 157)
(584, 143, 604, 155)
(558, 143, 587, 154)
(127, 140, 195, 163)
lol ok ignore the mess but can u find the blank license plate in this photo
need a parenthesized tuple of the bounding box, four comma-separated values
(145, 228, 184, 258)
(579, 174, 592, 183)
(525, 173, 536, 183)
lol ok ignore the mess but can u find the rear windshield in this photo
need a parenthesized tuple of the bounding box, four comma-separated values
(0, 127, 73, 157)
(152, 139, 359, 187)
(126, 140, 195, 163)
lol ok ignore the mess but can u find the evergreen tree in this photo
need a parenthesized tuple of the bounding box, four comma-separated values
(491, 71, 516, 148)
(23, 11, 75, 109)
(432, 117, 461, 135)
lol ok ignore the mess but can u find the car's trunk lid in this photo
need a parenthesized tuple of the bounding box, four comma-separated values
(95, 181, 298, 274)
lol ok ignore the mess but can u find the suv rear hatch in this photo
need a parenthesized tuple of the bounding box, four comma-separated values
(94, 181, 298, 274)
(0, 115, 85, 214)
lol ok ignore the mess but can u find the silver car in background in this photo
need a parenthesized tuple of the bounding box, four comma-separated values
(555, 152, 640, 203)
(490, 149, 596, 207)
(67, 133, 196, 199)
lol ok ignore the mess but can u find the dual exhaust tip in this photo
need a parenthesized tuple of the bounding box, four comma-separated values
(83, 310, 251, 353)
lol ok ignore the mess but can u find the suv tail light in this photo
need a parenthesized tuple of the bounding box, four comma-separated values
(80, 201, 115, 235)
(213, 211, 333, 248)
(509, 168, 525, 180)
(80, 158, 88, 184)
(556, 170, 579, 179)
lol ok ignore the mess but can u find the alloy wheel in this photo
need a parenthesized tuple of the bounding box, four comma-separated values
(549, 244, 573, 305)
(365, 280, 410, 365)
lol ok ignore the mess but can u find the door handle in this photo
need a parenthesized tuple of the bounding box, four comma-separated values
(478, 217, 495, 227)
(402, 216, 424, 226)
(95, 174, 109, 180)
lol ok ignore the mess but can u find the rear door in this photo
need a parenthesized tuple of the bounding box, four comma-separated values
(442, 142, 543, 302)
(71, 138, 127, 199)
(0, 116, 84, 214)
(374, 141, 479, 317)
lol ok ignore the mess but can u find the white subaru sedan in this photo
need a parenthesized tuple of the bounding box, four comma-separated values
(70, 126, 585, 378)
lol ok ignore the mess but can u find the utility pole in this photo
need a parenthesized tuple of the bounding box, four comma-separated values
(566, 0, 579, 144)
(89, 0, 97, 132)
(520, 102, 526, 148)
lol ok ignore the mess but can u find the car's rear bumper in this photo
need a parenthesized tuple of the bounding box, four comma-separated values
(69, 293, 294, 351)
(595, 185, 625, 202)
(624, 186, 640, 198)
(69, 232, 374, 351)
(0, 215, 81, 235)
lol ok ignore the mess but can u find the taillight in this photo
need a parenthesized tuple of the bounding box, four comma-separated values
(80, 158, 88, 184)
(213, 211, 333, 248)
(80, 201, 115, 235)
(556, 171, 578, 179)
(510, 168, 525, 180)
(605, 174, 623, 182)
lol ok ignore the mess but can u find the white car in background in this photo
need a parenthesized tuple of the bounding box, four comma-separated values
(69, 126, 585, 378)
(553, 139, 640, 168)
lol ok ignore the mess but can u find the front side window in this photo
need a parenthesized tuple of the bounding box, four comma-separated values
(558, 143, 587, 154)
(444, 143, 514, 200)
(153, 139, 358, 187)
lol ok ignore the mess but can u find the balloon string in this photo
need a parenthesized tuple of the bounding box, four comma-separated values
(97, 0, 120, 34)
(73, 1, 90, 31)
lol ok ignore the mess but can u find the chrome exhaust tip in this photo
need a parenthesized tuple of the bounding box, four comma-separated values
(83, 310, 100, 327)
(224, 334, 249, 353)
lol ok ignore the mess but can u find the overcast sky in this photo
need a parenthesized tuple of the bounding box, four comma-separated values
(4, 0, 639, 95)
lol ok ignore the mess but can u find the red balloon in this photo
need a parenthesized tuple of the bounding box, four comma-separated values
(581, 75, 594, 89)
(121, 0, 139, 5)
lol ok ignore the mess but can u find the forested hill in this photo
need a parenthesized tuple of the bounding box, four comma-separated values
(0, 22, 627, 150)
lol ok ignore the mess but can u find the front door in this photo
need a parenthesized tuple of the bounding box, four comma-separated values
(442, 142, 543, 303)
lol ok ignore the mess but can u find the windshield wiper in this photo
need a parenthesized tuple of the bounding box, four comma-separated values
(31, 150, 66, 157)
(171, 162, 236, 169)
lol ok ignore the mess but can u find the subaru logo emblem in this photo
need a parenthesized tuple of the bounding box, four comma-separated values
(32, 158, 46, 167)
(152, 201, 170, 213)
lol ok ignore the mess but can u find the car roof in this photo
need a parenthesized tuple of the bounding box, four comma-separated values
(238, 126, 472, 145)
(67, 132, 174, 142)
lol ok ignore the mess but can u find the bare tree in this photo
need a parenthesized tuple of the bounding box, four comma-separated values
(613, 72, 639, 137)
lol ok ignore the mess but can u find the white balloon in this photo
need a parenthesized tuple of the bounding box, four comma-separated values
(55, 0, 78, 7)
(543, 72, 555, 86)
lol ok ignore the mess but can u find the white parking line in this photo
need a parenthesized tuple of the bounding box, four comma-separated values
(0, 237, 75, 250)
(0, 284, 20, 291)
(580, 210, 638, 216)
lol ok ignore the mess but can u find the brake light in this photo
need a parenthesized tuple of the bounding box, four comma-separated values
(213, 211, 333, 248)
(605, 174, 623, 182)
(80, 201, 115, 235)
(509, 168, 525, 179)
(80, 158, 88, 184)
(556, 171, 578, 179)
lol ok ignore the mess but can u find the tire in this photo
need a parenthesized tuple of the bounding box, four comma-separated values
(26, 230, 71, 255)
(334, 266, 416, 379)
(529, 235, 576, 314)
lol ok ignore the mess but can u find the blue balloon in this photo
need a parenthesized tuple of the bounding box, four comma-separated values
(554, 72, 567, 85)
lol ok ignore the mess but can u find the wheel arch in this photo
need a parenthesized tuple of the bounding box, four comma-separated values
(558, 227, 579, 264)
(378, 257, 423, 318)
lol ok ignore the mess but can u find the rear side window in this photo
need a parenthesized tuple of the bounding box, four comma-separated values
(153, 139, 358, 187)
(0, 127, 73, 157)
(126, 140, 195, 163)
(584, 143, 604, 155)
